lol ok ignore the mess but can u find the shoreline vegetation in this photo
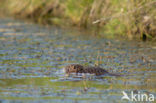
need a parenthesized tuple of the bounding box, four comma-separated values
(0, 0, 156, 41)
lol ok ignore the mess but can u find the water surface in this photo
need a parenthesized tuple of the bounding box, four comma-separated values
(0, 18, 156, 103)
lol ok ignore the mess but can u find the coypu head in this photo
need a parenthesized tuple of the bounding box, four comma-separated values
(64, 64, 84, 74)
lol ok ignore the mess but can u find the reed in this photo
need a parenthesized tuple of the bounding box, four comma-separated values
(0, 0, 155, 40)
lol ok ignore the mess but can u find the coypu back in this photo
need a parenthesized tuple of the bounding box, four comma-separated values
(83, 66, 109, 76)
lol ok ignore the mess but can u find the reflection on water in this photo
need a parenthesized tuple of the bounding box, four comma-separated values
(0, 18, 156, 103)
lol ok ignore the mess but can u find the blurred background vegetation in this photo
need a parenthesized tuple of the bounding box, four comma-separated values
(0, 0, 155, 40)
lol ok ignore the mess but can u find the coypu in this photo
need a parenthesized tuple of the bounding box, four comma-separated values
(64, 64, 120, 76)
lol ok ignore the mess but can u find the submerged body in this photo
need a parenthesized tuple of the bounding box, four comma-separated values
(64, 64, 120, 76)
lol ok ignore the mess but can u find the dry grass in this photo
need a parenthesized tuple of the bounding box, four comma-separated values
(0, 0, 155, 40)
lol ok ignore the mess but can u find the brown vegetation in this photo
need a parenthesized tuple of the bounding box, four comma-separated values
(0, 0, 155, 40)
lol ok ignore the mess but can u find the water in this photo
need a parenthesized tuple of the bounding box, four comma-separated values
(0, 18, 156, 103)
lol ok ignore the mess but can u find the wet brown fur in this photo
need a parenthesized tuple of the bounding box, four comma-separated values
(64, 64, 120, 76)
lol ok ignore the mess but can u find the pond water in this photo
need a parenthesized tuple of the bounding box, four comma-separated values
(0, 18, 156, 103)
